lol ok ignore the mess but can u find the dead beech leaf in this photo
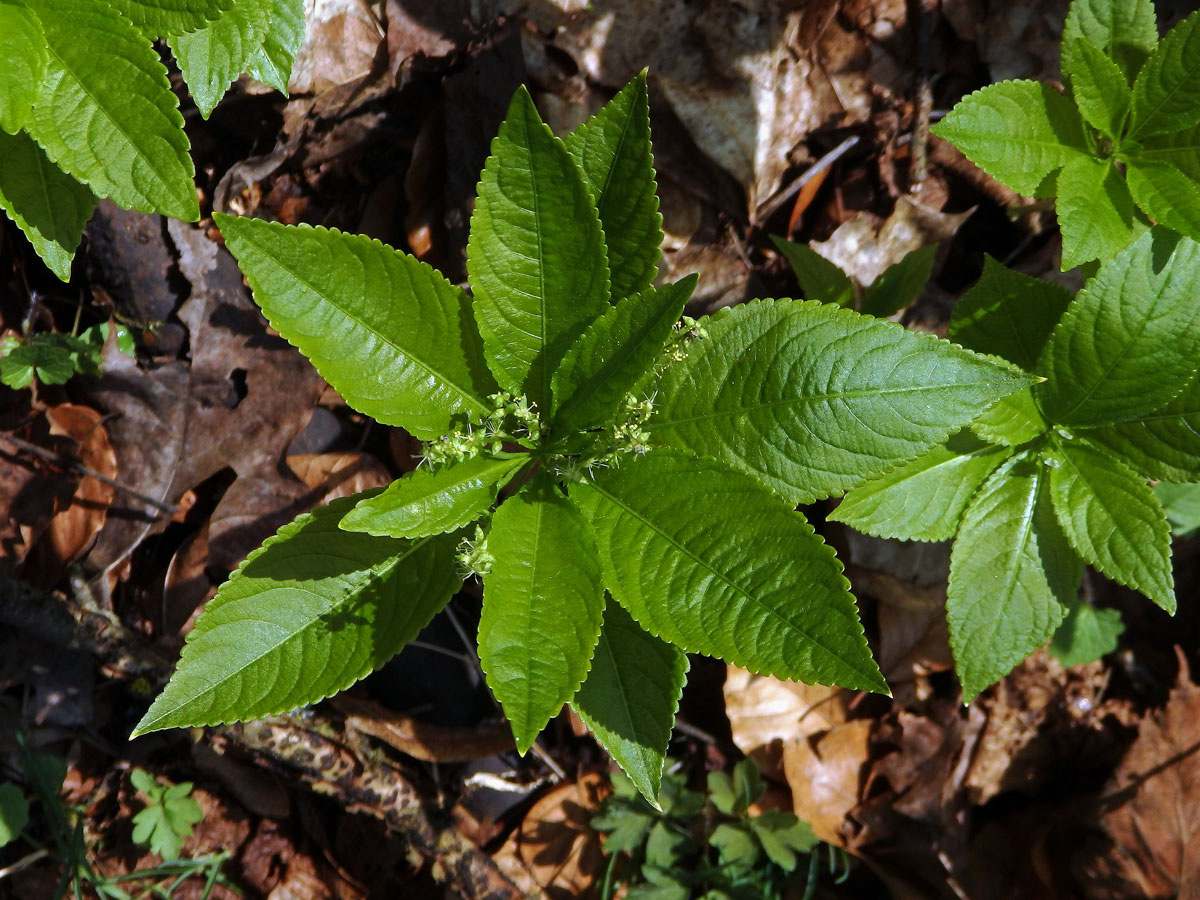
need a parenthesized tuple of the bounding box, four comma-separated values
(333, 695, 515, 763)
(782, 718, 872, 846)
(286, 452, 392, 502)
(1092, 649, 1200, 900)
(493, 773, 609, 900)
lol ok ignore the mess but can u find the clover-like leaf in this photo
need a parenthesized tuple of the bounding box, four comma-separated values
(1062, 0, 1158, 83)
(572, 602, 687, 806)
(215, 214, 497, 440)
(1049, 440, 1174, 612)
(650, 299, 1033, 504)
(467, 87, 610, 408)
(573, 449, 887, 693)
(0, 0, 46, 135)
(1128, 8, 1200, 140)
(132, 494, 462, 735)
(130, 772, 204, 861)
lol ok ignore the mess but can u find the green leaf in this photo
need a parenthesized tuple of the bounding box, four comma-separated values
(1036, 230, 1200, 427)
(860, 244, 937, 318)
(749, 810, 818, 872)
(132, 494, 462, 735)
(1062, 38, 1132, 138)
(22, 0, 197, 220)
(1049, 440, 1174, 611)
(970, 390, 1048, 446)
(103, 0, 232, 37)
(949, 255, 1073, 369)
(1125, 158, 1200, 240)
(650, 299, 1034, 505)
(552, 276, 695, 432)
(0, 340, 75, 388)
(1154, 482, 1200, 536)
(831, 432, 1010, 542)
(931, 81, 1091, 198)
(571, 602, 687, 806)
(1056, 155, 1145, 268)
(170, 0, 269, 119)
(479, 478, 605, 753)
(1062, 0, 1159, 82)
(0, 129, 95, 280)
(467, 87, 610, 408)
(770, 235, 855, 307)
(341, 455, 526, 539)
(0, 0, 46, 134)
(947, 455, 1082, 701)
(1049, 601, 1124, 667)
(1129, 9, 1200, 140)
(1082, 375, 1200, 481)
(1137, 123, 1200, 179)
(572, 449, 887, 693)
(130, 774, 203, 860)
(709, 822, 760, 871)
(244, 0, 303, 94)
(563, 74, 662, 300)
(0, 783, 28, 847)
(215, 214, 497, 440)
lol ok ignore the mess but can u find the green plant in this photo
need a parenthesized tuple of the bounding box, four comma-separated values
(932, 0, 1200, 269)
(592, 759, 832, 900)
(833, 230, 1200, 696)
(131, 74, 1033, 802)
(0, 0, 303, 279)
(0, 321, 134, 388)
(129, 770, 204, 862)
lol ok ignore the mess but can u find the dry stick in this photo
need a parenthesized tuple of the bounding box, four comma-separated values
(0, 431, 177, 516)
(909, 0, 937, 186)
(755, 135, 860, 225)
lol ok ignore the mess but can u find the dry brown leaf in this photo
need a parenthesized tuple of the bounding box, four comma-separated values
(333, 695, 515, 763)
(493, 773, 609, 900)
(782, 718, 872, 846)
(285, 452, 392, 501)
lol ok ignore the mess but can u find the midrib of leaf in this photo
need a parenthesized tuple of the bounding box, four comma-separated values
(585, 480, 874, 683)
(138, 539, 432, 731)
(594, 102, 635, 220)
(520, 497, 546, 715)
(514, 108, 552, 406)
(237, 228, 490, 417)
(1000, 295, 1041, 369)
(592, 622, 635, 733)
(42, 43, 179, 204)
(1132, 54, 1200, 141)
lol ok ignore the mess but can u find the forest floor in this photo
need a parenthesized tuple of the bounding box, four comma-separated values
(3, 1, 1200, 898)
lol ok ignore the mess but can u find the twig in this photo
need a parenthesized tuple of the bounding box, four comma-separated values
(756, 135, 860, 224)
(0, 431, 177, 516)
(909, 0, 937, 186)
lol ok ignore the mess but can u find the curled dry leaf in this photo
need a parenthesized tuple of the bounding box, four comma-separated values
(285, 452, 393, 502)
(782, 718, 873, 846)
(333, 694, 515, 763)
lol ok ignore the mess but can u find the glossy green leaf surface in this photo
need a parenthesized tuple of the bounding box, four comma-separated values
(947, 456, 1082, 701)
(467, 87, 610, 407)
(1138, 123, 1200, 179)
(133, 494, 462, 735)
(970, 390, 1048, 447)
(170, 0, 269, 118)
(831, 433, 1010, 542)
(1049, 440, 1175, 611)
(1062, 0, 1159, 82)
(1037, 231, 1200, 427)
(479, 479, 605, 753)
(1056, 155, 1144, 268)
(1155, 481, 1200, 536)
(24, 0, 197, 220)
(341, 455, 527, 539)
(1125, 158, 1200, 240)
(1049, 600, 1124, 667)
(244, 0, 302, 93)
(0, 129, 94, 281)
(861, 244, 937, 318)
(650, 299, 1033, 504)
(571, 602, 687, 805)
(770, 236, 855, 307)
(1082, 375, 1200, 481)
(104, 0, 231, 36)
(1129, 9, 1200, 140)
(0, 0, 46, 134)
(563, 74, 662, 301)
(215, 214, 497, 439)
(552, 276, 695, 431)
(1063, 38, 1131, 138)
(931, 81, 1090, 198)
(572, 449, 887, 693)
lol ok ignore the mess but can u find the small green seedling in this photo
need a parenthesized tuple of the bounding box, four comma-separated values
(129, 769, 204, 861)
(0, 781, 30, 847)
(933, 0, 1200, 269)
(133, 74, 1035, 802)
(0, 322, 134, 389)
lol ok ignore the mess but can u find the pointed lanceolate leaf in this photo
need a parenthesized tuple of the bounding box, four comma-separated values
(0, 129, 95, 281)
(340, 455, 527, 539)
(103, 0, 232, 37)
(170, 0, 270, 119)
(23, 0, 197, 220)
(831, 433, 1010, 542)
(650, 299, 1034, 505)
(1125, 159, 1200, 241)
(572, 449, 887, 693)
(949, 255, 1073, 369)
(563, 74, 662, 300)
(1082, 375, 1200, 481)
(1129, 9, 1200, 140)
(467, 87, 610, 408)
(0, 0, 46, 134)
(1036, 230, 1200, 427)
(215, 214, 497, 440)
(552, 276, 695, 431)
(243, 0, 302, 94)
(571, 602, 687, 805)
(1063, 38, 1132, 139)
(1049, 440, 1175, 612)
(770, 236, 855, 307)
(1056, 155, 1145, 268)
(479, 478, 605, 754)
(1062, 0, 1159, 82)
(931, 81, 1091, 198)
(860, 244, 937, 318)
(948, 455, 1082, 701)
(1049, 600, 1124, 667)
(132, 494, 462, 735)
